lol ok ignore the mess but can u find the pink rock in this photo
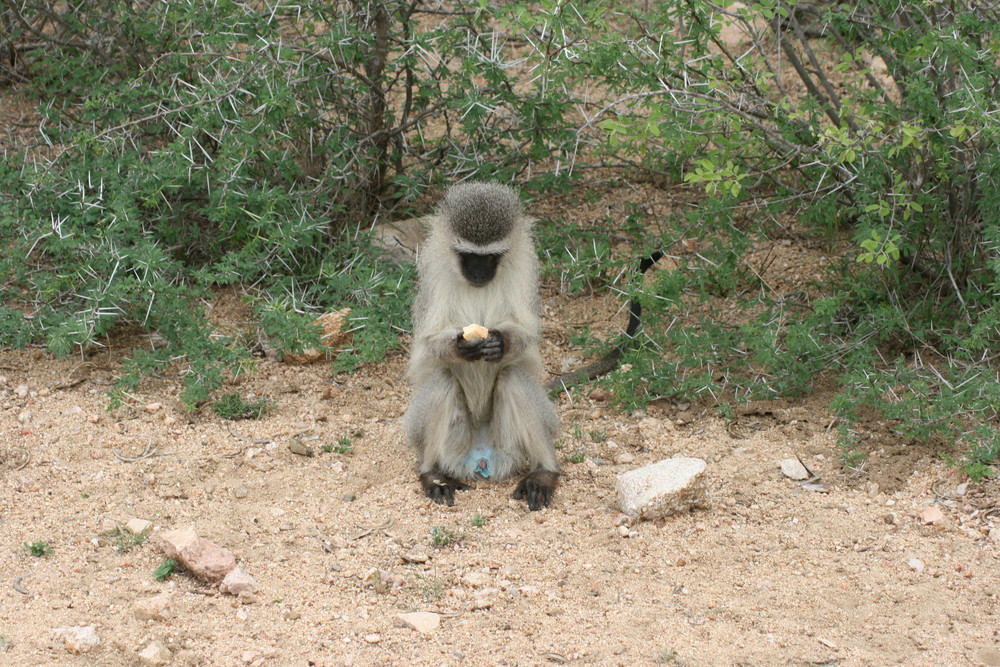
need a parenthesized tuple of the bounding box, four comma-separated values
(220, 567, 259, 596)
(159, 525, 236, 582)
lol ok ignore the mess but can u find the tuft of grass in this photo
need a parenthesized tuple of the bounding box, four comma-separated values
(24, 541, 53, 557)
(565, 450, 587, 464)
(213, 392, 273, 420)
(153, 559, 178, 582)
(430, 525, 463, 548)
(470, 513, 488, 527)
(111, 527, 148, 553)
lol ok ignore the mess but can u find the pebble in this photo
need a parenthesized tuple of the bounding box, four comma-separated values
(463, 571, 491, 588)
(144, 402, 163, 412)
(908, 558, 925, 573)
(133, 592, 173, 622)
(397, 611, 440, 633)
(471, 588, 498, 610)
(401, 551, 429, 564)
(138, 640, 172, 665)
(159, 524, 237, 582)
(779, 458, 810, 480)
(126, 517, 153, 535)
(220, 567, 260, 597)
(364, 634, 382, 644)
(920, 506, 944, 525)
(52, 625, 100, 654)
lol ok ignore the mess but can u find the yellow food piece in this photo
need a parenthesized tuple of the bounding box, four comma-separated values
(462, 323, 489, 341)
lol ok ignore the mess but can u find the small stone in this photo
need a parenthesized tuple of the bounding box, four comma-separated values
(220, 567, 259, 597)
(144, 402, 163, 412)
(288, 438, 314, 457)
(17, 410, 32, 424)
(921, 506, 944, 525)
(159, 524, 236, 582)
(133, 592, 173, 622)
(589, 388, 610, 402)
(471, 588, 498, 610)
(463, 571, 491, 588)
(138, 640, 172, 665)
(401, 551, 429, 564)
(614, 452, 635, 465)
(364, 634, 382, 644)
(617, 457, 710, 521)
(397, 611, 440, 634)
(617, 525, 630, 538)
(126, 518, 153, 535)
(882, 513, 897, 525)
(779, 458, 810, 480)
(52, 625, 100, 654)
(233, 486, 248, 499)
(908, 558, 925, 573)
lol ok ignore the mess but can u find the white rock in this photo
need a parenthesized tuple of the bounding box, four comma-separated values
(138, 640, 172, 665)
(471, 588, 498, 610)
(220, 567, 259, 597)
(908, 558, 925, 573)
(617, 457, 710, 521)
(52, 625, 100, 654)
(126, 517, 153, 535)
(133, 592, 173, 621)
(462, 571, 491, 588)
(779, 458, 811, 481)
(397, 611, 440, 633)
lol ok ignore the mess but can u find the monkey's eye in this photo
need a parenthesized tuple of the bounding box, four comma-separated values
(458, 252, 502, 286)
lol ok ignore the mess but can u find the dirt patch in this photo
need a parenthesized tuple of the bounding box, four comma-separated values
(2, 295, 998, 666)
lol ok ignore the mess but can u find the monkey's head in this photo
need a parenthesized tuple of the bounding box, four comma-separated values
(439, 182, 523, 288)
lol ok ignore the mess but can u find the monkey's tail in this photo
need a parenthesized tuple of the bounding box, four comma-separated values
(545, 250, 664, 394)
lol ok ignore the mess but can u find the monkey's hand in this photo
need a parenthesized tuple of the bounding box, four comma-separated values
(480, 330, 504, 362)
(456, 329, 504, 362)
(456, 330, 485, 361)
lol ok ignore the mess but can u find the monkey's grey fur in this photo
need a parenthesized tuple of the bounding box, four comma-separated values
(403, 182, 560, 508)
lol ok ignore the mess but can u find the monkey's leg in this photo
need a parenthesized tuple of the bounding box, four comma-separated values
(403, 369, 473, 506)
(490, 366, 561, 510)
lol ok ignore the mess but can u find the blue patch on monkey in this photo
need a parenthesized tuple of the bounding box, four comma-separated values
(463, 445, 493, 478)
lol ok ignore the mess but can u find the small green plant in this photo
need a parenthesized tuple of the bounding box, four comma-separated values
(321, 444, 333, 453)
(430, 525, 463, 548)
(470, 513, 488, 527)
(335, 436, 354, 454)
(153, 559, 177, 582)
(588, 429, 607, 443)
(654, 648, 681, 664)
(213, 392, 272, 420)
(111, 527, 148, 553)
(24, 541, 53, 557)
(416, 576, 447, 602)
(565, 450, 587, 464)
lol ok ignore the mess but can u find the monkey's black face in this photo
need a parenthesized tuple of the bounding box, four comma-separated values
(458, 251, 502, 287)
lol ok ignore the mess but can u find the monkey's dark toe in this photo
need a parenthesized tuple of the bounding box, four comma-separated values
(513, 470, 559, 511)
(420, 472, 469, 506)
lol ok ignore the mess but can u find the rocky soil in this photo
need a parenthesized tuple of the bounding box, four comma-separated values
(2, 259, 999, 666)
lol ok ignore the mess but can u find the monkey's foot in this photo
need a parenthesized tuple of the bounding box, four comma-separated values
(513, 470, 559, 511)
(420, 471, 470, 507)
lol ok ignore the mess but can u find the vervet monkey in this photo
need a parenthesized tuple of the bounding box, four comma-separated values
(403, 182, 560, 510)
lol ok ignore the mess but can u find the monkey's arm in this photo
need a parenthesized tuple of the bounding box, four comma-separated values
(414, 328, 468, 363)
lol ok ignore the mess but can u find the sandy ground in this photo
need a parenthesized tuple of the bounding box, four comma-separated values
(1, 280, 998, 667)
